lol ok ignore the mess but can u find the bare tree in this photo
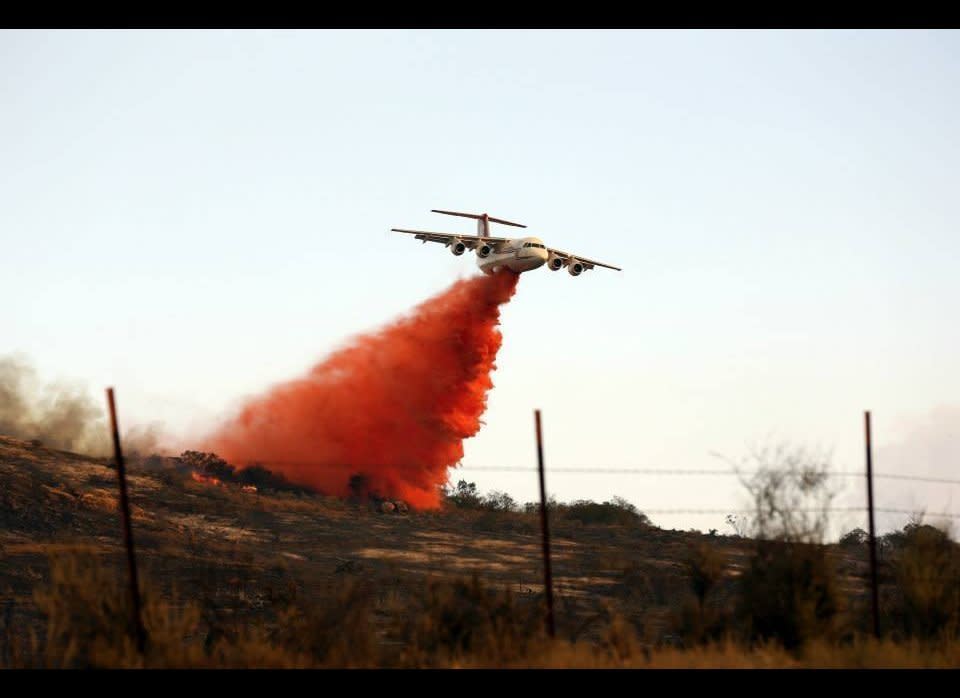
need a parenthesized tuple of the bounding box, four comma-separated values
(721, 442, 838, 544)
(718, 441, 844, 649)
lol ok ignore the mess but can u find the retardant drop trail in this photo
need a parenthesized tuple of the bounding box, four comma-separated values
(202, 271, 520, 509)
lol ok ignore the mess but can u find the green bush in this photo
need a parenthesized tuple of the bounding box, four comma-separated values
(446, 480, 482, 509)
(480, 491, 518, 512)
(558, 497, 651, 527)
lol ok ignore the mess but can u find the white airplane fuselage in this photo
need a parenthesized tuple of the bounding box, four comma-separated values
(392, 209, 621, 275)
(477, 236, 549, 275)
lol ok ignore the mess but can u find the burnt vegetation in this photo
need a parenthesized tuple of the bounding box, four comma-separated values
(2, 435, 960, 667)
(176, 450, 314, 495)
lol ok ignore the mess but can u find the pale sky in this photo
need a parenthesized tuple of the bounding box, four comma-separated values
(2, 29, 958, 537)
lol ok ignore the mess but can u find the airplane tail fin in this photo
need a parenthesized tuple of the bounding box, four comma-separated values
(431, 209, 526, 237)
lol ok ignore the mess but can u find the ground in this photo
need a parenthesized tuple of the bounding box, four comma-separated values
(0, 434, 876, 662)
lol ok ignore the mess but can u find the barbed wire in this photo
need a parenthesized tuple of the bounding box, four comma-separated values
(199, 457, 960, 487)
(450, 468, 960, 519)
(625, 507, 960, 519)
(454, 466, 960, 486)
(174, 456, 960, 519)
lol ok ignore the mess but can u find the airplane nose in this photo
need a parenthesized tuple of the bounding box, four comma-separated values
(531, 247, 548, 269)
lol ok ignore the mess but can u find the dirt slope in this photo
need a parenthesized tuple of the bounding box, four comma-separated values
(0, 435, 866, 643)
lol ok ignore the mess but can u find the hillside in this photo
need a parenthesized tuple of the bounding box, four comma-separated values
(0, 435, 884, 666)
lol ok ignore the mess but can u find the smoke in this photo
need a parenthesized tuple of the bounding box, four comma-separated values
(202, 271, 520, 509)
(0, 354, 169, 457)
(0, 354, 110, 454)
(876, 404, 960, 474)
(872, 404, 960, 530)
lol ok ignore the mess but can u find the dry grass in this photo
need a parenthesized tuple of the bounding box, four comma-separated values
(3, 436, 960, 667)
(3, 551, 959, 668)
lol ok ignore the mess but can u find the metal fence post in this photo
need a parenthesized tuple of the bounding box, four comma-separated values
(535, 409, 556, 638)
(107, 388, 147, 654)
(865, 410, 881, 639)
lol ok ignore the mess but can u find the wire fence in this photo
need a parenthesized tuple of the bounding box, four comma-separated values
(452, 465, 960, 520)
(457, 465, 960, 486)
(186, 455, 960, 522)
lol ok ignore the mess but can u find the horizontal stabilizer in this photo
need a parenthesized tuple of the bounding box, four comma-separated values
(431, 209, 526, 228)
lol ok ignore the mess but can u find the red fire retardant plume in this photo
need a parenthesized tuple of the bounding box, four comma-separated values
(203, 271, 520, 509)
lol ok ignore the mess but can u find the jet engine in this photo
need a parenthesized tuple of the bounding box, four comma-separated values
(547, 253, 565, 271)
(567, 259, 585, 276)
(450, 239, 466, 256)
(476, 243, 494, 258)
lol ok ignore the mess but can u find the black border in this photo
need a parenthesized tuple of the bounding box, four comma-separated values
(4, 6, 960, 29)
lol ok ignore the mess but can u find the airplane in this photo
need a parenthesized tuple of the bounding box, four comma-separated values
(392, 209, 622, 276)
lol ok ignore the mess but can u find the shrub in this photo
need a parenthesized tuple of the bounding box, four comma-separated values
(393, 575, 547, 666)
(674, 542, 731, 646)
(178, 451, 236, 481)
(446, 480, 482, 509)
(480, 491, 517, 512)
(839, 528, 869, 548)
(176, 451, 312, 495)
(273, 577, 379, 666)
(558, 498, 651, 527)
(523, 495, 559, 514)
(688, 542, 726, 612)
(726, 442, 843, 650)
(731, 443, 837, 543)
(737, 540, 841, 650)
(885, 523, 960, 641)
(31, 551, 207, 668)
(238, 464, 313, 495)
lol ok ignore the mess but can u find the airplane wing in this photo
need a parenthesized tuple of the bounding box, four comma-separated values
(546, 247, 622, 271)
(391, 229, 510, 248)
